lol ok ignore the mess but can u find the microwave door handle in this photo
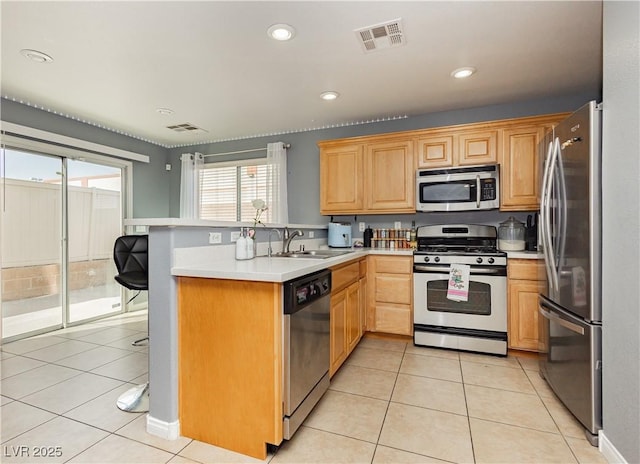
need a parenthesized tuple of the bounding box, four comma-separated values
(476, 175, 481, 208)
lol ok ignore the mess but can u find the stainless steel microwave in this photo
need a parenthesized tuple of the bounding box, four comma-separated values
(416, 164, 500, 212)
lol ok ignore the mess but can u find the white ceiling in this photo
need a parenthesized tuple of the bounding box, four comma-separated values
(1, 1, 603, 148)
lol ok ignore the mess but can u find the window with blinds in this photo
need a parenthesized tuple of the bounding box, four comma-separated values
(199, 160, 272, 222)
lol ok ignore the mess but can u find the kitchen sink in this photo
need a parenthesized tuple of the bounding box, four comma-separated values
(272, 249, 353, 259)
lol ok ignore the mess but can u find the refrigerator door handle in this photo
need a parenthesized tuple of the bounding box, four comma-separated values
(540, 139, 558, 296)
(539, 306, 585, 335)
(545, 138, 561, 295)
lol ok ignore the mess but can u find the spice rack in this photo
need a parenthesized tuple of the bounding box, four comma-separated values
(371, 228, 415, 250)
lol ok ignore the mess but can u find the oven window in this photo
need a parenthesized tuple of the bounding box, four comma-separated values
(426, 280, 492, 315)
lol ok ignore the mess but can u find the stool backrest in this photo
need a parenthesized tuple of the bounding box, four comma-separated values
(113, 234, 148, 280)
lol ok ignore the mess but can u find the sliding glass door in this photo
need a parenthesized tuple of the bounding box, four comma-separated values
(1, 147, 127, 341)
(67, 159, 122, 323)
(1, 150, 64, 339)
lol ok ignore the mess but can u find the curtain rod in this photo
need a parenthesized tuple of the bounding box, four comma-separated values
(203, 143, 290, 158)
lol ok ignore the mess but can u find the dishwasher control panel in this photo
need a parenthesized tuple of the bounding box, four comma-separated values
(284, 269, 331, 314)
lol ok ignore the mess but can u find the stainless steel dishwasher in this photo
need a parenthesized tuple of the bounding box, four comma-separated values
(282, 268, 331, 439)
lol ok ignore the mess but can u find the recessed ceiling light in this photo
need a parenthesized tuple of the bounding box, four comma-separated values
(320, 91, 340, 101)
(20, 49, 53, 63)
(156, 108, 174, 116)
(451, 67, 476, 79)
(267, 24, 296, 41)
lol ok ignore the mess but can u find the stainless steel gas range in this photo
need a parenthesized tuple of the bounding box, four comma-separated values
(413, 224, 508, 356)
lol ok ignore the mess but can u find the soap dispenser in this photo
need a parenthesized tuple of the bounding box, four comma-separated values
(235, 228, 248, 260)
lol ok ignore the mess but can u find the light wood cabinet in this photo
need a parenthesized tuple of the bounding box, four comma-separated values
(319, 112, 569, 214)
(319, 138, 415, 215)
(365, 139, 415, 212)
(330, 288, 348, 376)
(367, 255, 413, 336)
(458, 129, 498, 165)
(177, 277, 282, 459)
(507, 259, 545, 352)
(500, 126, 544, 211)
(319, 143, 363, 214)
(330, 258, 366, 377)
(417, 134, 454, 168)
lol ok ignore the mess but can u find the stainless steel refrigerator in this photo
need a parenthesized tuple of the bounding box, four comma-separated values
(538, 100, 602, 446)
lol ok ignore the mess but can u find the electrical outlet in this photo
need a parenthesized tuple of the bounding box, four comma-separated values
(394, 221, 402, 229)
(208, 232, 222, 244)
(230, 231, 241, 242)
(308, 231, 315, 238)
(359, 222, 366, 232)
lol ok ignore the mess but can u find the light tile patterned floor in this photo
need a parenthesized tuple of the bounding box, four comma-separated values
(1, 312, 608, 463)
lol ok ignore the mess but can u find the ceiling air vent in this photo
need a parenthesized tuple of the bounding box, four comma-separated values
(166, 123, 208, 134)
(355, 18, 405, 53)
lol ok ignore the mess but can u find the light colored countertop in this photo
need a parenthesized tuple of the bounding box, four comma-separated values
(505, 250, 544, 260)
(172, 247, 413, 283)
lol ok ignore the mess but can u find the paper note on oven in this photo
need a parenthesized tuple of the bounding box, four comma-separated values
(447, 264, 470, 302)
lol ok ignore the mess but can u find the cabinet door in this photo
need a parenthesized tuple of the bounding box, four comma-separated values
(359, 276, 367, 335)
(330, 289, 348, 377)
(500, 126, 544, 211)
(417, 135, 454, 168)
(508, 279, 543, 351)
(346, 281, 361, 352)
(374, 303, 412, 335)
(364, 140, 415, 211)
(320, 144, 364, 214)
(458, 130, 498, 165)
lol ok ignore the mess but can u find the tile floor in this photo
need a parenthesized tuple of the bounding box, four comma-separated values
(1, 311, 608, 463)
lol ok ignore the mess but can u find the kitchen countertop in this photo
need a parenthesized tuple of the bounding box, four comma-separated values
(505, 250, 544, 260)
(172, 247, 413, 283)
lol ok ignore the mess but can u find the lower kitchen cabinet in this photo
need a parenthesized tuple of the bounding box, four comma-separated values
(330, 259, 365, 377)
(507, 259, 545, 351)
(366, 255, 413, 336)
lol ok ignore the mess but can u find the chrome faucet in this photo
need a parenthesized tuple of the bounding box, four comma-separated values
(267, 229, 282, 257)
(282, 227, 304, 253)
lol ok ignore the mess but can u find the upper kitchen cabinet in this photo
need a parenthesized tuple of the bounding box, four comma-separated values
(319, 137, 415, 215)
(365, 139, 415, 212)
(458, 129, 498, 165)
(500, 126, 545, 211)
(416, 134, 454, 168)
(499, 115, 567, 211)
(319, 143, 364, 214)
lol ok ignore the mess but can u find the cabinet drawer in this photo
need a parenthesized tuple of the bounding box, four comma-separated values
(375, 274, 412, 305)
(374, 303, 412, 335)
(332, 261, 360, 292)
(373, 256, 412, 274)
(508, 259, 545, 281)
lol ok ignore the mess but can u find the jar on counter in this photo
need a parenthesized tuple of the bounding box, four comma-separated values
(498, 216, 525, 251)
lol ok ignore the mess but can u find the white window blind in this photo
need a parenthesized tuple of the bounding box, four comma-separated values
(199, 160, 273, 222)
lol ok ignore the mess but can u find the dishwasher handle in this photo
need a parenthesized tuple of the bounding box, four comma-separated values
(284, 269, 332, 314)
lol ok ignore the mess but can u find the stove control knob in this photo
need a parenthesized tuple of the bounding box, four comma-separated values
(423, 256, 430, 263)
(488, 257, 495, 264)
(434, 257, 440, 263)
(476, 257, 483, 264)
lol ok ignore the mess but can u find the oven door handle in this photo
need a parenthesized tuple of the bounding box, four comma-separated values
(413, 264, 506, 276)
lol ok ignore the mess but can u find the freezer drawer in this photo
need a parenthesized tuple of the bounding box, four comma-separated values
(538, 295, 602, 441)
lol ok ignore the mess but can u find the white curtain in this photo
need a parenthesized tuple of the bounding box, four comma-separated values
(266, 142, 289, 223)
(179, 152, 204, 218)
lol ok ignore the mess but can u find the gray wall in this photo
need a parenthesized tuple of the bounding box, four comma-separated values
(1, 98, 171, 218)
(602, 2, 640, 462)
(167, 93, 597, 223)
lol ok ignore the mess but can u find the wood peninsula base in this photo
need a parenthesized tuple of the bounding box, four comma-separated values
(177, 277, 283, 460)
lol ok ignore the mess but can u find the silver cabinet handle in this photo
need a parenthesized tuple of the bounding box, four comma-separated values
(539, 306, 585, 335)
